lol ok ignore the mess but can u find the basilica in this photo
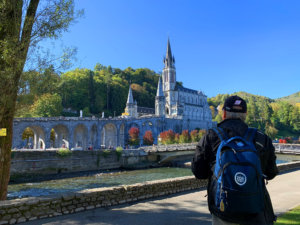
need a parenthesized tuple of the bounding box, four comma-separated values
(12, 39, 214, 150)
(125, 39, 213, 131)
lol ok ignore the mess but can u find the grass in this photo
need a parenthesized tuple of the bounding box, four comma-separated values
(275, 205, 300, 225)
(102, 149, 111, 158)
(56, 148, 72, 157)
(115, 146, 123, 160)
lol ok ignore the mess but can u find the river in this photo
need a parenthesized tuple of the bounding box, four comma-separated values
(7, 159, 290, 200)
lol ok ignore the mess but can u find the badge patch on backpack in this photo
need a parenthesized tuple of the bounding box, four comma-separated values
(213, 127, 265, 214)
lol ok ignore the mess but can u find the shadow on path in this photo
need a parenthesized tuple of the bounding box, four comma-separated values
(23, 189, 212, 225)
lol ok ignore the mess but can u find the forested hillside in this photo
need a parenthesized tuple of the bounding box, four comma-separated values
(208, 92, 299, 138)
(16, 64, 299, 138)
(276, 92, 300, 104)
(17, 64, 160, 118)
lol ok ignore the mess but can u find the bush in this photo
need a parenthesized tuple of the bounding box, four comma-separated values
(129, 127, 140, 146)
(143, 130, 154, 145)
(190, 130, 200, 142)
(179, 130, 190, 143)
(174, 133, 180, 144)
(57, 148, 72, 157)
(116, 146, 123, 160)
(160, 129, 175, 145)
(102, 149, 111, 157)
(198, 129, 206, 140)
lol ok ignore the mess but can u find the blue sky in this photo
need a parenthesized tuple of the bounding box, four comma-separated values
(41, 0, 300, 99)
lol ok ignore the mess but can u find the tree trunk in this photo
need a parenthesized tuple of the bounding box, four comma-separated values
(0, 0, 39, 200)
(0, 104, 15, 200)
(0, 77, 19, 200)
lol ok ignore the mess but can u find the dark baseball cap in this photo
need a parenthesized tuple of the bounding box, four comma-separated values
(222, 95, 247, 113)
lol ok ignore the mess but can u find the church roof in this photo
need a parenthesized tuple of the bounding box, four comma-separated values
(127, 85, 134, 104)
(176, 83, 206, 96)
(156, 76, 164, 97)
(164, 38, 175, 68)
(166, 38, 172, 61)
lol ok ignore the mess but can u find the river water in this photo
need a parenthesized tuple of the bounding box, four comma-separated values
(7, 167, 192, 200)
(7, 159, 289, 200)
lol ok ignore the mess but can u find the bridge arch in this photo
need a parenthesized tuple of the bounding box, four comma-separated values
(21, 126, 45, 149)
(101, 123, 117, 148)
(141, 120, 154, 141)
(90, 124, 98, 149)
(74, 124, 88, 149)
(51, 124, 69, 148)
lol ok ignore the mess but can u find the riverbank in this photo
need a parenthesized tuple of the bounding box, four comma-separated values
(1, 161, 300, 225)
(9, 166, 300, 225)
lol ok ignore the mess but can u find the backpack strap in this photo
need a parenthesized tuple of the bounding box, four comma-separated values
(213, 127, 228, 141)
(244, 127, 257, 142)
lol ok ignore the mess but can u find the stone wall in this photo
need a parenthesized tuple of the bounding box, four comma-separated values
(273, 143, 300, 153)
(10, 150, 121, 175)
(0, 177, 207, 225)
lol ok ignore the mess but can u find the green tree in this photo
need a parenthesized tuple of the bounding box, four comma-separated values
(22, 127, 34, 146)
(31, 93, 62, 117)
(59, 69, 90, 111)
(16, 66, 61, 117)
(0, 0, 81, 200)
(265, 124, 278, 140)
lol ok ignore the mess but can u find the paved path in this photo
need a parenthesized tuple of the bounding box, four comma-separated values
(23, 170, 300, 225)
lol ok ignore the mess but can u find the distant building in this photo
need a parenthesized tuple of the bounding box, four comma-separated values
(12, 39, 214, 150)
(125, 38, 213, 130)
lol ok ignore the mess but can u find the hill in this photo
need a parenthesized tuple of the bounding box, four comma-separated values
(276, 91, 300, 104)
(207, 91, 273, 108)
(208, 91, 299, 139)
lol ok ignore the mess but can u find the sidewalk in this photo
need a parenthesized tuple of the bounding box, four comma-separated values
(23, 170, 300, 225)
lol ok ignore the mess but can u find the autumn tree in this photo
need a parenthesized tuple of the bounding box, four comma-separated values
(128, 127, 140, 146)
(143, 130, 154, 145)
(159, 130, 175, 145)
(0, 0, 81, 200)
(179, 130, 190, 143)
(190, 130, 200, 142)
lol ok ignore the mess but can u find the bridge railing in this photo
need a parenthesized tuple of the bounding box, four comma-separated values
(140, 143, 198, 152)
(273, 143, 300, 154)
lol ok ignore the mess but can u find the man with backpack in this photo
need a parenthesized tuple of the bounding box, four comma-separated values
(192, 95, 278, 225)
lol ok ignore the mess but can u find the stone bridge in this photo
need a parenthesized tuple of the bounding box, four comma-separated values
(141, 143, 197, 164)
(12, 116, 170, 150)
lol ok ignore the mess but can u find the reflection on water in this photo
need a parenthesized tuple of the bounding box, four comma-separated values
(7, 167, 192, 199)
(276, 159, 288, 164)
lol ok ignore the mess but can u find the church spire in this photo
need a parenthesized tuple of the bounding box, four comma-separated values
(127, 84, 134, 104)
(164, 38, 175, 68)
(156, 76, 164, 97)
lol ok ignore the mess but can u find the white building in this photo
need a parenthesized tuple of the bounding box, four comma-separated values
(125, 39, 213, 130)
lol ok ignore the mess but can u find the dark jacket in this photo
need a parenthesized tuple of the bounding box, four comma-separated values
(192, 119, 278, 225)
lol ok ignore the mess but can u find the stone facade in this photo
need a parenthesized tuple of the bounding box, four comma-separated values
(126, 39, 213, 129)
(10, 150, 122, 175)
(160, 39, 212, 126)
(12, 116, 169, 150)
